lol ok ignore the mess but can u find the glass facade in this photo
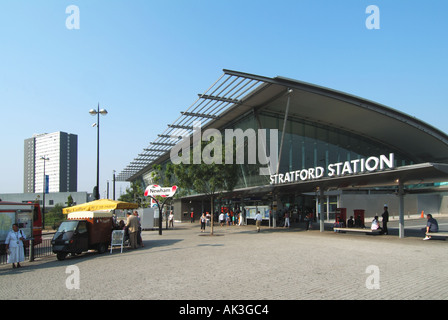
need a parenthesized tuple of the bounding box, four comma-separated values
(226, 110, 413, 191)
(135, 93, 427, 205)
(141, 99, 416, 196)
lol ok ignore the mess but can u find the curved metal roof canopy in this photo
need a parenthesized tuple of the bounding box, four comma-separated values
(117, 69, 448, 182)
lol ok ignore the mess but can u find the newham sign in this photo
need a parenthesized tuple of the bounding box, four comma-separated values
(270, 153, 395, 185)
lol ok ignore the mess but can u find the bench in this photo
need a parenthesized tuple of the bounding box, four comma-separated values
(333, 227, 381, 235)
(426, 232, 448, 239)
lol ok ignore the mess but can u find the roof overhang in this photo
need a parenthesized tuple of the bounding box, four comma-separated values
(225, 70, 448, 164)
(180, 163, 448, 201)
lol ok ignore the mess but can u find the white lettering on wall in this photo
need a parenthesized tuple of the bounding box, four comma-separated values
(270, 153, 395, 185)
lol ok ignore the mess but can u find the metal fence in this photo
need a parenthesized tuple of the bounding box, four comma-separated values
(1, 233, 55, 265)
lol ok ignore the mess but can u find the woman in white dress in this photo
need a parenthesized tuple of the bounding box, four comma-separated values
(5, 223, 26, 268)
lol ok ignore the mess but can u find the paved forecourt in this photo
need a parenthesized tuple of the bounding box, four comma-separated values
(1, 220, 448, 300)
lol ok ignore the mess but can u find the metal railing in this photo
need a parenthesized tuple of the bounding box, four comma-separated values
(1, 233, 55, 265)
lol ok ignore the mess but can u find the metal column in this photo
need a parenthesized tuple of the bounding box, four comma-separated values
(276, 89, 293, 174)
(398, 181, 405, 238)
(320, 188, 325, 232)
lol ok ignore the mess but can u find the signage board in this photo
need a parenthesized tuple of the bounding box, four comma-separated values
(245, 206, 270, 220)
(270, 153, 395, 185)
(110, 230, 124, 254)
(144, 185, 177, 198)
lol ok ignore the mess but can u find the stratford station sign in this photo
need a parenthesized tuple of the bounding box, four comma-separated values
(270, 153, 395, 185)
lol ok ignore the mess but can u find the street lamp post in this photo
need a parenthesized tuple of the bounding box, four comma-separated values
(112, 170, 116, 200)
(40, 156, 49, 228)
(89, 104, 108, 200)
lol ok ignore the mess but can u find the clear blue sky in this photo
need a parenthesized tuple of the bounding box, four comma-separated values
(1, 0, 447, 196)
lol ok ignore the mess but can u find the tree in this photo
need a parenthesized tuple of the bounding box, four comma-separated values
(118, 181, 147, 207)
(67, 195, 74, 207)
(151, 163, 176, 230)
(46, 203, 65, 230)
(172, 139, 239, 235)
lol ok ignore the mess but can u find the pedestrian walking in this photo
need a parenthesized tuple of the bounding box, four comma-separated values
(255, 211, 262, 232)
(168, 210, 174, 229)
(206, 212, 211, 227)
(5, 224, 26, 268)
(219, 212, 225, 226)
(200, 213, 206, 232)
(284, 211, 290, 228)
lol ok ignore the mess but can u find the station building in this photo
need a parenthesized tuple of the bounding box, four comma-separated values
(117, 70, 448, 237)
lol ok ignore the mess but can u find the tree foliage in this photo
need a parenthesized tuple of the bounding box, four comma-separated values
(46, 203, 65, 230)
(118, 181, 147, 207)
(171, 139, 239, 234)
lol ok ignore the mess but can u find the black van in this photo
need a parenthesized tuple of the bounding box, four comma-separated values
(52, 216, 112, 260)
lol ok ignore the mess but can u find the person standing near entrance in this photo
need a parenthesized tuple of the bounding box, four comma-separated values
(168, 210, 174, 229)
(284, 211, 290, 228)
(381, 204, 389, 235)
(255, 211, 262, 232)
(304, 213, 312, 230)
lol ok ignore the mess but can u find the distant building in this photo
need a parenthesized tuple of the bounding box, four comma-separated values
(24, 132, 78, 193)
(0, 192, 93, 209)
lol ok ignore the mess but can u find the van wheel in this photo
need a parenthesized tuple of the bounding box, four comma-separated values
(97, 243, 107, 254)
(57, 252, 67, 261)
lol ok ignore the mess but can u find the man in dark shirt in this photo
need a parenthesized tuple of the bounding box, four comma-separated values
(381, 205, 389, 235)
(423, 214, 439, 240)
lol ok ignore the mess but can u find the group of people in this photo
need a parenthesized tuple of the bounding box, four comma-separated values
(335, 204, 440, 240)
(218, 210, 243, 227)
(334, 205, 390, 234)
(345, 215, 366, 228)
(2, 204, 442, 269)
(200, 211, 236, 232)
(198, 209, 315, 232)
(277, 210, 315, 229)
(370, 206, 440, 240)
(201, 210, 314, 233)
(198, 210, 259, 232)
(117, 210, 145, 249)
